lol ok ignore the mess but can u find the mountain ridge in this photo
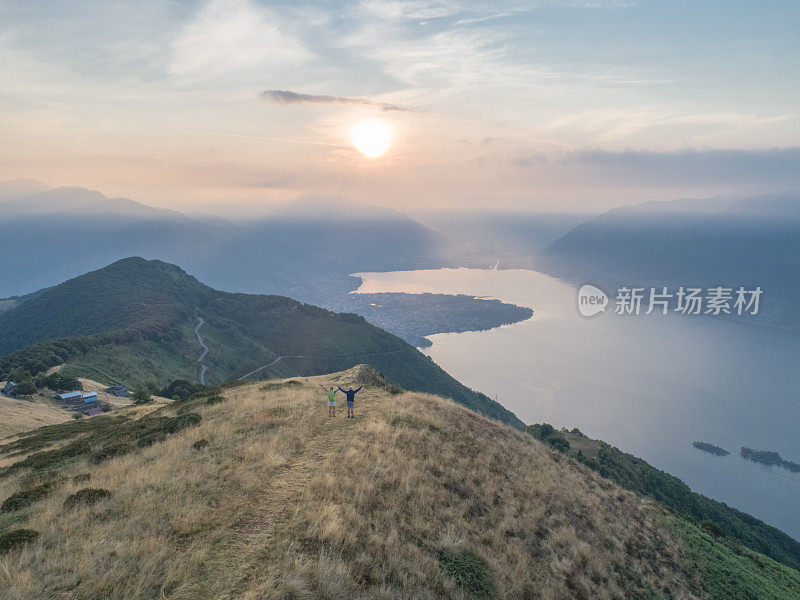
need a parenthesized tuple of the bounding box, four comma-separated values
(1, 368, 798, 599)
(0, 257, 521, 426)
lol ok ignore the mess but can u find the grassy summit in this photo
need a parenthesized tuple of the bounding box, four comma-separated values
(0, 257, 520, 426)
(1, 366, 798, 599)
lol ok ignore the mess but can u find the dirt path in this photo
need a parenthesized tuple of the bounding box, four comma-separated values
(237, 355, 304, 381)
(194, 317, 209, 385)
(231, 388, 369, 584)
(237, 349, 404, 381)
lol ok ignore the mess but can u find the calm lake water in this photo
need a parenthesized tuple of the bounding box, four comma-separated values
(354, 268, 800, 540)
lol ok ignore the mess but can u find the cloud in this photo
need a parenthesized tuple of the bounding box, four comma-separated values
(168, 0, 311, 80)
(558, 147, 800, 188)
(261, 89, 420, 112)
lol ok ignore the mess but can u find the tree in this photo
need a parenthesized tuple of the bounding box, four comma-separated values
(14, 378, 36, 396)
(131, 386, 152, 405)
(43, 372, 83, 393)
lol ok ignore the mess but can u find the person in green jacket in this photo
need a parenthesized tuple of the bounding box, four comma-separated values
(320, 384, 337, 417)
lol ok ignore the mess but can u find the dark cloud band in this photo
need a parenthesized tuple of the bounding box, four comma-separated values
(261, 90, 419, 112)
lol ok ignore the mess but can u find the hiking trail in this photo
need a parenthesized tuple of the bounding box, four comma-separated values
(194, 317, 209, 385)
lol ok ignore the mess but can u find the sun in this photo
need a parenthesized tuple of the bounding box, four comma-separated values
(351, 119, 391, 158)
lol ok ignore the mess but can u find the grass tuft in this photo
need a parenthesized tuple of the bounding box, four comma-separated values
(438, 549, 497, 599)
(260, 380, 303, 392)
(390, 414, 440, 432)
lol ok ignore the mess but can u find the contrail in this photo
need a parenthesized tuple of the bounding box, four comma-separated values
(183, 130, 346, 148)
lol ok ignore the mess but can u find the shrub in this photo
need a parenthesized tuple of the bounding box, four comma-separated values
(438, 550, 496, 599)
(526, 423, 556, 440)
(91, 441, 133, 463)
(0, 529, 39, 554)
(163, 412, 201, 433)
(14, 378, 36, 396)
(136, 432, 167, 448)
(64, 488, 111, 509)
(700, 519, 726, 538)
(161, 379, 205, 400)
(192, 439, 209, 450)
(131, 386, 152, 405)
(43, 372, 82, 393)
(546, 436, 571, 453)
(1, 482, 54, 513)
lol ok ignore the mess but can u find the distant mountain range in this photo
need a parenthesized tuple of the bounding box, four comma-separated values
(537, 192, 800, 330)
(0, 181, 447, 305)
(0, 257, 521, 426)
(4, 180, 799, 333)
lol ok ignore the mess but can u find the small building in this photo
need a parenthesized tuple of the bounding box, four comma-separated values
(2, 381, 17, 397)
(56, 390, 86, 409)
(57, 390, 83, 403)
(81, 392, 98, 403)
(105, 385, 128, 398)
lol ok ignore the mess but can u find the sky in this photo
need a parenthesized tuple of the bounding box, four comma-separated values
(0, 0, 799, 215)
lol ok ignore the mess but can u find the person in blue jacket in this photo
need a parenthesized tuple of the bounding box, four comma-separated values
(338, 385, 362, 418)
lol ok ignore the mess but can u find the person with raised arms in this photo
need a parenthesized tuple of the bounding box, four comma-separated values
(320, 384, 337, 417)
(338, 385, 362, 419)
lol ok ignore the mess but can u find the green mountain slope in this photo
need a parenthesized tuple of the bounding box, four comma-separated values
(0, 258, 521, 426)
(527, 424, 800, 571)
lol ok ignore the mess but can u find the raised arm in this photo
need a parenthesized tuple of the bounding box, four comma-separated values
(354, 386, 363, 393)
(338, 386, 346, 393)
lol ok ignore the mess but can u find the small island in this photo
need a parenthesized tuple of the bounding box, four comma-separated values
(740, 447, 800, 473)
(692, 441, 730, 456)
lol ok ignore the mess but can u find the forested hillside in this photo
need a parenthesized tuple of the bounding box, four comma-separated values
(0, 258, 520, 426)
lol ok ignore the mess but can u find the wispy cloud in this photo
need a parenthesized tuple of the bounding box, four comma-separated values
(168, 0, 311, 80)
(261, 90, 420, 112)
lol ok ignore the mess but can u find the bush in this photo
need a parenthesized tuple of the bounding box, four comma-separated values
(43, 372, 82, 393)
(161, 379, 205, 400)
(64, 488, 111, 509)
(527, 423, 556, 440)
(700, 519, 726, 538)
(1, 482, 53, 512)
(546, 436, 571, 453)
(192, 439, 209, 450)
(14, 378, 36, 396)
(91, 441, 132, 463)
(0, 529, 40, 554)
(438, 550, 496, 599)
(131, 386, 152, 405)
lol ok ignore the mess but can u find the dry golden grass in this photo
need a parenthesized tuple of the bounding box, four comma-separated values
(0, 366, 697, 599)
(0, 393, 70, 440)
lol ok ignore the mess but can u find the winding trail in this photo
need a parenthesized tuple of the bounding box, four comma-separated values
(194, 317, 209, 385)
(237, 355, 304, 381)
(236, 349, 404, 381)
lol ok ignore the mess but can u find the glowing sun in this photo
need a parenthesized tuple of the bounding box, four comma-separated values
(351, 119, 391, 158)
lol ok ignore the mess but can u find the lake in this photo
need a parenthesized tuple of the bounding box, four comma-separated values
(354, 267, 800, 540)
